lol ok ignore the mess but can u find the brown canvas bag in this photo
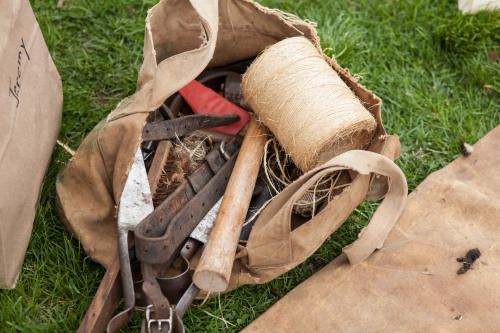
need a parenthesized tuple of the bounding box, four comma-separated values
(244, 126, 500, 332)
(0, 0, 63, 289)
(55, 0, 406, 288)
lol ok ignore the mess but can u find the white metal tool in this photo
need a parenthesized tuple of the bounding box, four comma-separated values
(108, 147, 154, 332)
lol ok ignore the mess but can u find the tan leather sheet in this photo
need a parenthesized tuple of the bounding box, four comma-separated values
(244, 125, 500, 332)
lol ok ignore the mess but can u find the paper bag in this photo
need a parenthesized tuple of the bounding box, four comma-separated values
(0, 0, 63, 289)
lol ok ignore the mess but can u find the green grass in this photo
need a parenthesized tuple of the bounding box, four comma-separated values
(1, 0, 499, 331)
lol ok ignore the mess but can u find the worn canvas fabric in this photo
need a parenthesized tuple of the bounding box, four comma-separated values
(0, 0, 63, 289)
(55, 0, 405, 286)
(244, 125, 500, 332)
(188, 149, 407, 293)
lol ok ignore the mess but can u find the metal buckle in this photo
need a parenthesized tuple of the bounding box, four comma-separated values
(219, 141, 231, 160)
(146, 305, 173, 333)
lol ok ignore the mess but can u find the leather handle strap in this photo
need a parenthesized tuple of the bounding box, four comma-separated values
(246, 150, 407, 268)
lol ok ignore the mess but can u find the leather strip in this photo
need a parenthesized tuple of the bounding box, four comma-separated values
(135, 140, 239, 264)
(137, 139, 239, 332)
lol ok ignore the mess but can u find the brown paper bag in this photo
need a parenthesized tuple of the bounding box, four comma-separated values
(244, 125, 500, 332)
(56, 0, 405, 286)
(0, 0, 63, 289)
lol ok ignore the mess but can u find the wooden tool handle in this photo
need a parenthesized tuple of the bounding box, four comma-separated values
(193, 116, 267, 292)
(77, 252, 122, 333)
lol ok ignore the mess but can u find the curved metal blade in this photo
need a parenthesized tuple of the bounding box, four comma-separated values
(142, 113, 241, 141)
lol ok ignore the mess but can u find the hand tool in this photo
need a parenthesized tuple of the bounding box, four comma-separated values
(79, 111, 173, 332)
(107, 146, 154, 332)
(136, 139, 240, 332)
(143, 197, 222, 332)
(78, 142, 166, 333)
(142, 113, 240, 142)
(193, 116, 268, 292)
(179, 80, 251, 135)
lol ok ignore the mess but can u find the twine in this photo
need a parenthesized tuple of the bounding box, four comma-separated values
(241, 36, 377, 172)
(261, 137, 351, 218)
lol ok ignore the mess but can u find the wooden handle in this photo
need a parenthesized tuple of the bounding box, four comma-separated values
(147, 140, 172, 198)
(193, 116, 267, 292)
(77, 252, 122, 333)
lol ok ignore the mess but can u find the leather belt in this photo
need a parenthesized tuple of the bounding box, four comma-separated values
(135, 139, 240, 332)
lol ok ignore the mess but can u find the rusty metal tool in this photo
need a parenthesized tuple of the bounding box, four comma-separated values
(224, 72, 250, 111)
(107, 146, 154, 332)
(143, 197, 222, 332)
(77, 145, 162, 333)
(193, 116, 268, 292)
(142, 113, 240, 142)
(136, 139, 240, 332)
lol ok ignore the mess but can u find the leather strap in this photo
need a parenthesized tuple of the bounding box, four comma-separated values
(137, 139, 239, 332)
(135, 140, 239, 263)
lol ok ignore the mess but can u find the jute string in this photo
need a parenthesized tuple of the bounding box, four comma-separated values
(260, 138, 351, 219)
(241, 36, 377, 172)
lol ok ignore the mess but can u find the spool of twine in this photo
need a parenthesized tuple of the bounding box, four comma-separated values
(241, 37, 377, 172)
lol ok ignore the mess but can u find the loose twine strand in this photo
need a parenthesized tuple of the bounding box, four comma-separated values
(56, 139, 76, 156)
(256, 138, 351, 219)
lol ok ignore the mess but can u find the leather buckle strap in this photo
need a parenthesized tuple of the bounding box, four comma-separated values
(135, 140, 239, 264)
(137, 139, 239, 332)
(145, 304, 172, 332)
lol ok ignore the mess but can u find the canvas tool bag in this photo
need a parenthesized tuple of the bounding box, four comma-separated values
(244, 125, 500, 332)
(0, 0, 63, 289)
(55, 0, 407, 294)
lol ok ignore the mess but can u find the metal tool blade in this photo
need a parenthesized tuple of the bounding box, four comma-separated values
(109, 146, 154, 332)
(118, 147, 154, 231)
(118, 146, 154, 309)
(142, 113, 240, 141)
(189, 196, 222, 244)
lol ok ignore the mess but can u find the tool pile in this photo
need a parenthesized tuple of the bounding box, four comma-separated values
(78, 61, 272, 332)
(56, 3, 407, 331)
(74, 32, 408, 329)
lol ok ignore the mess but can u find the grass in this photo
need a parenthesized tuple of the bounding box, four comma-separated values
(1, 0, 499, 331)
